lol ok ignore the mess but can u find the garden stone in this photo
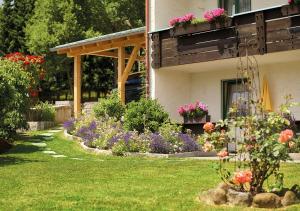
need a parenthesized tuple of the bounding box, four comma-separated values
(227, 188, 252, 207)
(212, 188, 227, 205)
(217, 182, 231, 193)
(31, 142, 47, 147)
(42, 151, 56, 155)
(282, 191, 299, 206)
(52, 155, 67, 158)
(40, 133, 53, 137)
(252, 193, 282, 208)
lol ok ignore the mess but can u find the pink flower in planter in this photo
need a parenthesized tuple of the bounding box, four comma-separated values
(289, 0, 294, 4)
(233, 170, 252, 185)
(169, 13, 196, 26)
(217, 150, 229, 158)
(278, 129, 294, 143)
(203, 8, 225, 22)
(188, 103, 196, 112)
(177, 106, 187, 115)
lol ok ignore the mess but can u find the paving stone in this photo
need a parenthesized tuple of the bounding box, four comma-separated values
(47, 129, 61, 133)
(40, 133, 53, 137)
(70, 158, 84, 160)
(42, 151, 56, 155)
(52, 155, 67, 158)
(31, 143, 47, 147)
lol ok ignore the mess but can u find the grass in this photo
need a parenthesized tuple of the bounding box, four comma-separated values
(0, 130, 300, 210)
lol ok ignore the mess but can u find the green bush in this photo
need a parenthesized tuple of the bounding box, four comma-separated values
(123, 98, 169, 133)
(0, 59, 30, 140)
(93, 91, 125, 120)
(34, 102, 56, 121)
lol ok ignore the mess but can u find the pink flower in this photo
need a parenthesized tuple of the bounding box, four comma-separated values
(217, 150, 229, 158)
(233, 170, 252, 185)
(188, 103, 196, 112)
(278, 129, 294, 144)
(203, 8, 225, 22)
(177, 106, 186, 115)
(289, 0, 294, 4)
(169, 13, 196, 26)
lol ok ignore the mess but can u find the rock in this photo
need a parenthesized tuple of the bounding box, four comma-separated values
(217, 182, 231, 193)
(212, 188, 227, 205)
(200, 188, 227, 205)
(282, 191, 299, 206)
(227, 188, 252, 207)
(252, 193, 282, 208)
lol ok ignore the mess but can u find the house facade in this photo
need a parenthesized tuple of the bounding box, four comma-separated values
(148, 0, 300, 123)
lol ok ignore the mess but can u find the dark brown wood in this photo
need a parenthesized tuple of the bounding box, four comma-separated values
(255, 12, 266, 55)
(151, 33, 161, 69)
(150, 4, 300, 69)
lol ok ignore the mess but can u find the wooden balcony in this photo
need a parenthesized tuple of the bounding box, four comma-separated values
(150, 5, 300, 69)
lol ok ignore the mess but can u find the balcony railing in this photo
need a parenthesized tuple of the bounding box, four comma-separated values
(150, 4, 300, 69)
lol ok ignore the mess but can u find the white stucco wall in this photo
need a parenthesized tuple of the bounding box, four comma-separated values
(153, 51, 300, 123)
(252, 0, 287, 10)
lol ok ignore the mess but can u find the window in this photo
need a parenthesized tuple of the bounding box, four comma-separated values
(222, 79, 249, 119)
(219, 0, 251, 16)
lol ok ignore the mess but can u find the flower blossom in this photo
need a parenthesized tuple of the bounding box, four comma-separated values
(203, 142, 214, 152)
(233, 170, 252, 185)
(203, 122, 214, 133)
(169, 13, 195, 26)
(278, 129, 294, 143)
(203, 8, 225, 22)
(217, 150, 229, 158)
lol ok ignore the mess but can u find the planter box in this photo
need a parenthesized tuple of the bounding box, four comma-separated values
(171, 18, 232, 37)
(281, 4, 300, 16)
(183, 115, 211, 125)
(27, 121, 55, 131)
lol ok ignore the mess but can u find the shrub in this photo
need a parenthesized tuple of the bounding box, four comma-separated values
(93, 91, 125, 120)
(34, 102, 56, 121)
(123, 98, 169, 133)
(0, 59, 30, 140)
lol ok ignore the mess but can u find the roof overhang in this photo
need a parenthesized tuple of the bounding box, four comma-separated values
(50, 27, 146, 57)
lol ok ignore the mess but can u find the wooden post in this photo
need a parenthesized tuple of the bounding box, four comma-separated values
(118, 46, 126, 104)
(74, 55, 82, 118)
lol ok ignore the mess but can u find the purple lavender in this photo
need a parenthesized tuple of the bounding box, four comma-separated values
(150, 133, 171, 154)
(89, 121, 97, 130)
(63, 118, 75, 132)
(76, 124, 99, 147)
(178, 133, 199, 152)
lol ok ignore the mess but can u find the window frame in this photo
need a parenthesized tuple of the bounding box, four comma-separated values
(218, 0, 252, 15)
(221, 78, 248, 119)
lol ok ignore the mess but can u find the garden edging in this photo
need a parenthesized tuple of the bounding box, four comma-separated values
(63, 130, 217, 158)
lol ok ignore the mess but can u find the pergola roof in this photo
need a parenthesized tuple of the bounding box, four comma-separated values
(50, 27, 146, 57)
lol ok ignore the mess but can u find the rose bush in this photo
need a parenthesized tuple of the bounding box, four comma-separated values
(198, 96, 299, 194)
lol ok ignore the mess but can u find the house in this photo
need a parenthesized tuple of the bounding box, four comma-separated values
(148, 0, 300, 124)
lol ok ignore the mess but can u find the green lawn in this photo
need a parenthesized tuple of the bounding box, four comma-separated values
(1, 130, 300, 211)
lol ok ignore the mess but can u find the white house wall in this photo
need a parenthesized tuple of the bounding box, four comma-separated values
(252, 0, 287, 10)
(153, 51, 300, 123)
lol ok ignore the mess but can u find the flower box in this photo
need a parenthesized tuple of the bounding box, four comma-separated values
(282, 4, 300, 16)
(183, 115, 211, 125)
(171, 18, 232, 37)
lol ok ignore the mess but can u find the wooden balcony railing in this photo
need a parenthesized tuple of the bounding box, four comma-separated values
(150, 5, 300, 69)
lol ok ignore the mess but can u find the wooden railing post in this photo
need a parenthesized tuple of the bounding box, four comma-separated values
(74, 55, 82, 118)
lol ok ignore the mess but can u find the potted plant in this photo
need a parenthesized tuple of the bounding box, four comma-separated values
(178, 101, 209, 124)
(170, 8, 232, 37)
(282, 0, 300, 15)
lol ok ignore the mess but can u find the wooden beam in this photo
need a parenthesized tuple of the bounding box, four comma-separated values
(67, 36, 145, 57)
(74, 55, 82, 118)
(121, 45, 141, 84)
(118, 46, 126, 104)
(88, 51, 144, 61)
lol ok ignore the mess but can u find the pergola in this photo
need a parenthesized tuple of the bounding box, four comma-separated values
(51, 27, 146, 118)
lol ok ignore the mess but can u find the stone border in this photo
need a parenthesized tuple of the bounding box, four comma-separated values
(63, 130, 217, 158)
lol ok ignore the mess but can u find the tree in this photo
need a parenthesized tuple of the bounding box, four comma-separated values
(0, 0, 36, 54)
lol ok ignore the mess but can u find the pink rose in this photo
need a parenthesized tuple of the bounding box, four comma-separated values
(233, 170, 252, 185)
(217, 150, 229, 158)
(278, 129, 294, 143)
